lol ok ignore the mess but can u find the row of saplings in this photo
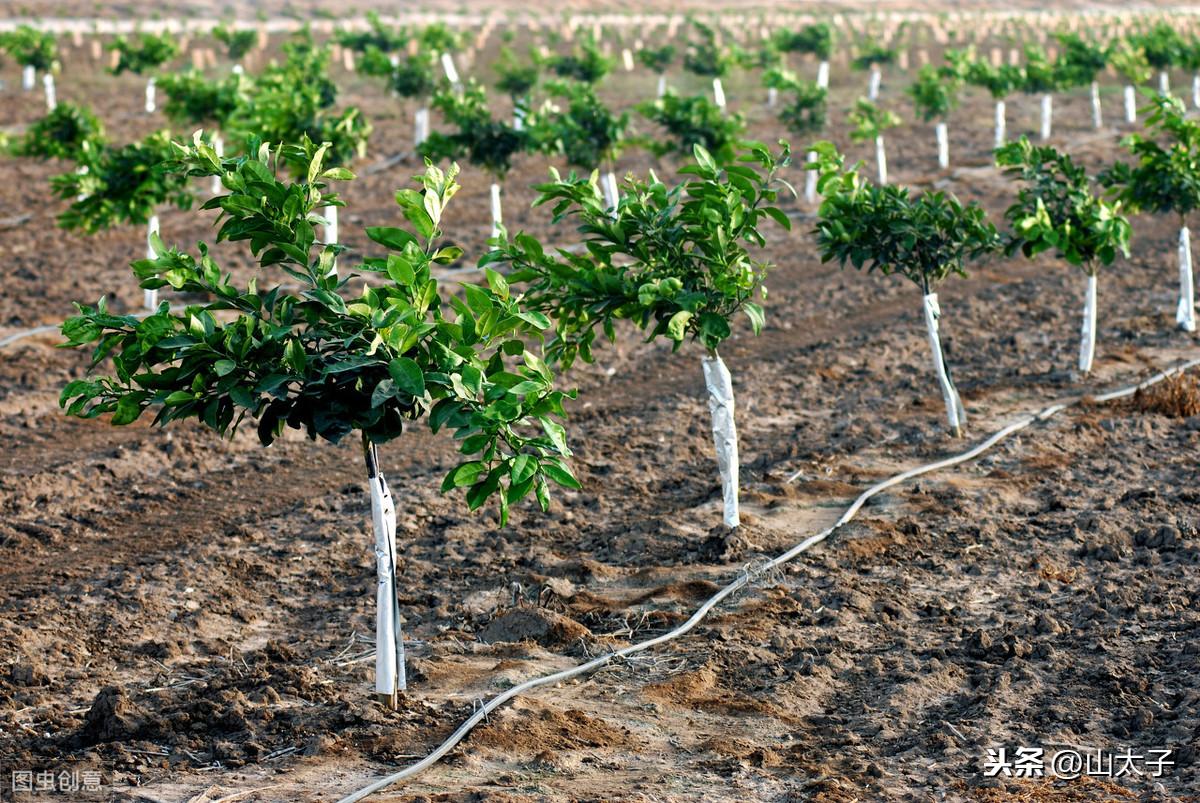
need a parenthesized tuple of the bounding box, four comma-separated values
(57, 93, 1197, 704)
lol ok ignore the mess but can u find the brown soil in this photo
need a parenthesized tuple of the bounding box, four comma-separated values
(2, 11, 1200, 803)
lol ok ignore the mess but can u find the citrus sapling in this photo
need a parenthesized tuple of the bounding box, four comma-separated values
(847, 98, 900, 185)
(108, 32, 180, 114)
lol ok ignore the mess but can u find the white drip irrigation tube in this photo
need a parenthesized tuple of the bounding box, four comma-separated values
(334, 356, 1200, 803)
(1090, 81, 1102, 130)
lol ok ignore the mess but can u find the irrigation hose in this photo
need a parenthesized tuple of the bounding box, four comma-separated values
(335, 356, 1200, 803)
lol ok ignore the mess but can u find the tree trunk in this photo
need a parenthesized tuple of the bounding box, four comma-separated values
(702, 352, 740, 528)
(923, 292, 965, 437)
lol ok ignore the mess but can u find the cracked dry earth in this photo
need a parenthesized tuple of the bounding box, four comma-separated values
(3, 20, 1200, 803)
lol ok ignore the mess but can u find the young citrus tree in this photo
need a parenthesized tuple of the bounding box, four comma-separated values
(637, 44, 676, 98)
(683, 19, 737, 110)
(52, 130, 194, 310)
(907, 64, 961, 169)
(765, 69, 827, 136)
(108, 32, 180, 114)
(335, 11, 407, 54)
(59, 136, 578, 707)
(0, 25, 58, 92)
(965, 59, 1023, 148)
(529, 80, 630, 209)
(772, 23, 833, 88)
(847, 97, 900, 185)
(494, 46, 540, 130)
(1101, 94, 1200, 331)
(997, 136, 1132, 375)
(1129, 23, 1185, 94)
(420, 80, 529, 238)
(1053, 33, 1108, 129)
(852, 43, 895, 101)
(1021, 45, 1063, 141)
(544, 31, 613, 86)
(637, 92, 746, 163)
(811, 141, 1000, 436)
(487, 141, 793, 529)
(358, 45, 438, 150)
(12, 102, 105, 162)
(1109, 42, 1152, 124)
(212, 23, 258, 64)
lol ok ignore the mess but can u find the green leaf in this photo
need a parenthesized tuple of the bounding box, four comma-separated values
(666, 310, 693, 341)
(213, 359, 237, 377)
(542, 459, 582, 490)
(366, 226, 418, 251)
(388, 357, 426, 397)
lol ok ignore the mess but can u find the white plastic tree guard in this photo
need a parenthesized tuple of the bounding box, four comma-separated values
(712, 77, 726, 110)
(601, 170, 619, 211)
(923, 292, 965, 437)
(145, 76, 157, 113)
(867, 65, 881, 100)
(1079, 272, 1098, 374)
(490, 183, 502, 240)
(1040, 94, 1053, 141)
(804, 149, 818, 204)
(211, 134, 224, 195)
(42, 73, 55, 111)
(875, 135, 888, 185)
(1179, 226, 1196, 332)
(440, 52, 461, 90)
(1091, 82, 1102, 129)
(1160, 70, 1170, 94)
(816, 60, 829, 90)
(1124, 85, 1136, 123)
(767, 86, 777, 108)
(22, 64, 35, 91)
(144, 215, 160, 310)
(414, 107, 430, 148)
(702, 353, 739, 528)
(994, 100, 1006, 149)
(365, 441, 405, 709)
(935, 122, 949, 170)
(656, 74, 667, 98)
(323, 204, 338, 275)
(1193, 74, 1200, 109)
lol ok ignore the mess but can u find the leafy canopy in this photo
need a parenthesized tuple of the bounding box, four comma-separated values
(0, 26, 58, 71)
(544, 32, 613, 84)
(485, 142, 793, 367)
(158, 70, 249, 128)
(847, 98, 901, 143)
(810, 141, 1000, 293)
(59, 137, 579, 525)
(997, 136, 1131, 272)
(965, 60, 1024, 99)
(420, 80, 529, 181)
(14, 103, 105, 162)
(907, 64, 961, 122)
(52, 130, 193, 233)
(772, 24, 833, 60)
(764, 70, 827, 135)
(1129, 23, 1187, 70)
(851, 44, 896, 71)
(1053, 33, 1108, 88)
(336, 12, 407, 53)
(683, 19, 736, 78)
(529, 80, 629, 171)
(1102, 95, 1200, 222)
(108, 32, 179, 75)
(636, 44, 676, 74)
(212, 23, 258, 60)
(495, 46, 539, 99)
(637, 92, 746, 162)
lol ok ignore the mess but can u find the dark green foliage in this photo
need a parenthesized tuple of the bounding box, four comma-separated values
(771, 24, 832, 60)
(997, 136, 1131, 271)
(158, 70, 249, 128)
(637, 92, 746, 161)
(59, 140, 579, 524)
(636, 44, 675, 74)
(1102, 94, 1200, 223)
(52, 130, 193, 232)
(336, 12, 407, 53)
(852, 44, 896, 71)
(108, 32, 179, 75)
(420, 81, 528, 181)
(212, 24, 257, 60)
(0, 26, 58, 70)
(530, 80, 629, 170)
(1129, 23, 1187, 70)
(811, 141, 999, 293)
(907, 64, 960, 122)
(15, 103, 105, 161)
(486, 142, 792, 367)
(545, 33, 613, 84)
(1053, 33, 1108, 88)
(683, 19, 735, 78)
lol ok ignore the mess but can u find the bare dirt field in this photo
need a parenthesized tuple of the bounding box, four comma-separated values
(2, 15, 1200, 803)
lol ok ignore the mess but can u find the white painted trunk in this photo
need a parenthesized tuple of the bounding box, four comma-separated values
(1124, 85, 1136, 123)
(1159, 70, 1170, 94)
(145, 76, 156, 114)
(816, 60, 829, 90)
(875, 135, 888, 185)
(1040, 93, 1052, 141)
(42, 73, 55, 111)
(702, 354, 740, 528)
(923, 292, 965, 436)
(414, 107, 430, 148)
(1179, 226, 1196, 332)
(994, 100, 1006, 149)
(712, 77, 726, 110)
(490, 182, 502, 239)
(1079, 272, 1098, 374)
(144, 215, 160, 310)
(601, 170, 619, 211)
(1090, 81, 1102, 129)
(804, 150, 818, 204)
(210, 134, 223, 195)
(767, 86, 777, 108)
(368, 456, 405, 702)
(22, 64, 35, 91)
(868, 65, 881, 100)
(935, 121, 949, 169)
